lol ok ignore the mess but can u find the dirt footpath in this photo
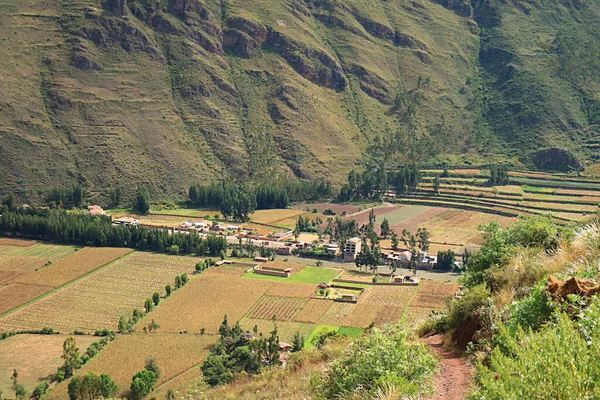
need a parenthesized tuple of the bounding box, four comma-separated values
(422, 334, 474, 399)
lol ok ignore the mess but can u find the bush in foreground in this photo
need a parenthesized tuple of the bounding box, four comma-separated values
(315, 325, 438, 399)
(471, 311, 600, 399)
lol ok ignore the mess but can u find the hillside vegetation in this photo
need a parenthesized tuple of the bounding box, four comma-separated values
(1, 0, 599, 201)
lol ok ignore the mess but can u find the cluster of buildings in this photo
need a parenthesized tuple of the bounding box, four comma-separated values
(341, 237, 439, 269)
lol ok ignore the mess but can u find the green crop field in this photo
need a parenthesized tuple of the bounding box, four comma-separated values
(245, 266, 342, 284)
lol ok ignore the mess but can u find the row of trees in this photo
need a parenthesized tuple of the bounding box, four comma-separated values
(188, 179, 333, 221)
(338, 164, 421, 201)
(0, 208, 227, 256)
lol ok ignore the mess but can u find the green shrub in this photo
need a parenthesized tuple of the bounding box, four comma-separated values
(317, 325, 437, 399)
(471, 313, 600, 399)
(504, 281, 555, 335)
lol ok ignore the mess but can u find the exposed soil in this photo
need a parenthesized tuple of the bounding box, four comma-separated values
(421, 334, 474, 400)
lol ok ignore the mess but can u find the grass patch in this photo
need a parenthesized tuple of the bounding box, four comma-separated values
(305, 325, 340, 348)
(245, 266, 341, 284)
(337, 326, 364, 339)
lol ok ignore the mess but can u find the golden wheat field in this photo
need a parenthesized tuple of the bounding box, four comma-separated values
(345, 303, 404, 328)
(0, 283, 53, 315)
(409, 280, 459, 309)
(46, 333, 217, 400)
(360, 286, 417, 307)
(16, 247, 133, 288)
(240, 319, 315, 343)
(148, 268, 274, 334)
(0, 252, 196, 333)
(0, 334, 98, 395)
(317, 302, 355, 326)
(294, 299, 333, 324)
(264, 282, 316, 298)
(248, 296, 307, 321)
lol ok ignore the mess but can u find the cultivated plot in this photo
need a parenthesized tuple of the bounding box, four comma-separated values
(47, 333, 217, 400)
(294, 299, 333, 324)
(0, 334, 97, 395)
(0, 252, 195, 333)
(148, 268, 274, 334)
(409, 280, 459, 309)
(248, 296, 307, 321)
(240, 318, 315, 343)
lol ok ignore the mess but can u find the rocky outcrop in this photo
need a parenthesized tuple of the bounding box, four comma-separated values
(432, 0, 473, 17)
(223, 17, 347, 90)
(167, 0, 209, 18)
(104, 0, 128, 17)
(80, 17, 161, 58)
(227, 17, 268, 42)
(415, 50, 432, 65)
(314, 13, 367, 39)
(395, 32, 428, 51)
(354, 15, 395, 40)
(71, 41, 101, 70)
(267, 30, 347, 90)
(348, 64, 392, 104)
(223, 29, 259, 58)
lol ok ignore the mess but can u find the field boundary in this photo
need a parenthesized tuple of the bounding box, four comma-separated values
(0, 250, 135, 320)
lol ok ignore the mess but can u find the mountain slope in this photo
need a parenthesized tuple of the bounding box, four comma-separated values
(0, 0, 598, 202)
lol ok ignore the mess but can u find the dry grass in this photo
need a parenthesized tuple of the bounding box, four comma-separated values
(248, 296, 307, 321)
(0, 283, 53, 315)
(47, 333, 217, 400)
(318, 302, 355, 326)
(240, 319, 315, 343)
(409, 280, 459, 309)
(0, 238, 37, 247)
(0, 334, 97, 394)
(264, 282, 315, 298)
(16, 247, 133, 288)
(404, 307, 435, 327)
(294, 299, 332, 323)
(339, 270, 379, 283)
(149, 269, 273, 334)
(0, 256, 47, 285)
(0, 252, 196, 333)
(360, 286, 417, 307)
(249, 209, 305, 225)
(345, 304, 403, 328)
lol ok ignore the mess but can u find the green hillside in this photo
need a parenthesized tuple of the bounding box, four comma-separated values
(0, 0, 598, 202)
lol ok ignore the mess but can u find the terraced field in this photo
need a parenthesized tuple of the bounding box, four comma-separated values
(417, 169, 600, 224)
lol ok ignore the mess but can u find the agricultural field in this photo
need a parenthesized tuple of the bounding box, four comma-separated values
(341, 203, 516, 253)
(408, 280, 460, 309)
(245, 266, 341, 284)
(0, 241, 132, 316)
(294, 299, 334, 323)
(248, 296, 307, 321)
(415, 168, 600, 226)
(0, 252, 195, 333)
(240, 319, 316, 343)
(0, 334, 97, 395)
(47, 333, 217, 400)
(148, 268, 274, 334)
(264, 282, 316, 298)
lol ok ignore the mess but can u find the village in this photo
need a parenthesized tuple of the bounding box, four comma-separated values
(105, 207, 458, 279)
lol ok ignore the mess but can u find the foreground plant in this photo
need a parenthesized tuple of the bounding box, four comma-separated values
(315, 325, 438, 399)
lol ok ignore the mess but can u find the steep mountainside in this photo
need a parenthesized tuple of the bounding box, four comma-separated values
(0, 0, 598, 202)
